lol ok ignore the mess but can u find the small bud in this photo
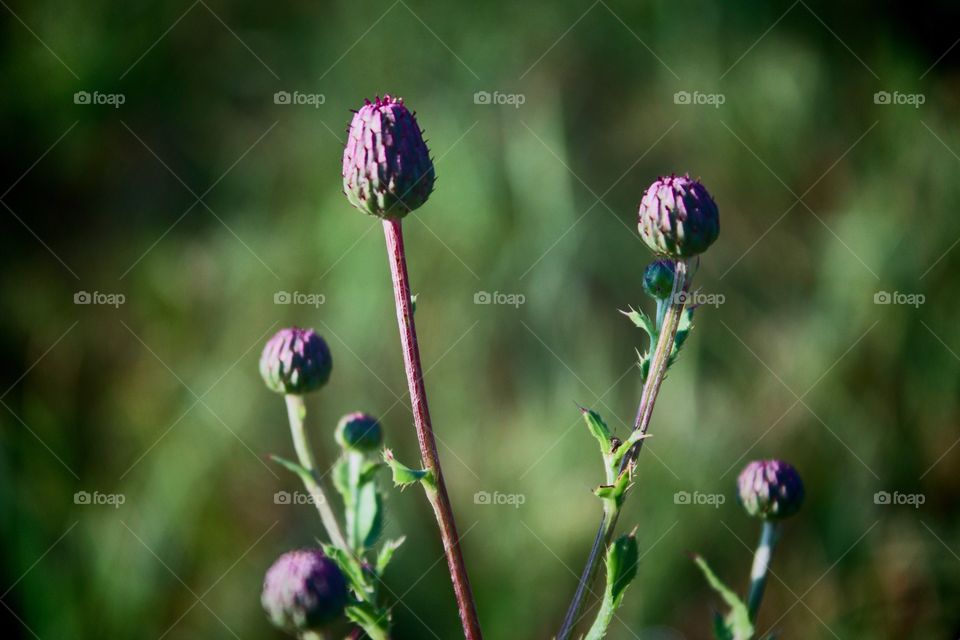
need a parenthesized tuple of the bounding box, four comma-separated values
(642, 259, 676, 300)
(637, 174, 719, 257)
(260, 327, 332, 395)
(335, 412, 383, 452)
(342, 95, 435, 219)
(737, 459, 804, 521)
(261, 548, 348, 634)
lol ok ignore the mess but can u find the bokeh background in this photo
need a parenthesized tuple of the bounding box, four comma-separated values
(2, 1, 959, 638)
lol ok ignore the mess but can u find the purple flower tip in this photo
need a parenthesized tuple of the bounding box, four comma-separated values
(342, 94, 435, 219)
(637, 174, 719, 258)
(737, 459, 805, 520)
(259, 327, 332, 395)
(261, 548, 348, 633)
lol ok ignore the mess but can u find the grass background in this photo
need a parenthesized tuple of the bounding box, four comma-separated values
(2, 0, 959, 638)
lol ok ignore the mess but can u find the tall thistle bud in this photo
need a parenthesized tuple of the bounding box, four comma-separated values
(261, 548, 348, 634)
(737, 459, 805, 521)
(342, 95, 435, 218)
(637, 174, 719, 257)
(259, 327, 333, 395)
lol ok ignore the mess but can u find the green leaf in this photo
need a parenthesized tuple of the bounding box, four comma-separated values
(359, 460, 385, 486)
(692, 554, 754, 640)
(621, 306, 656, 341)
(581, 407, 612, 454)
(270, 454, 314, 486)
(356, 481, 384, 549)
(382, 449, 435, 491)
(376, 537, 406, 574)
(584, 533, 640, 640)
(594, 468, 632, 506)
(712, 612, 735, 640)
(345, 600, 390, 640)
(321, 544, 368, 595)
(331, 457, 351, 500)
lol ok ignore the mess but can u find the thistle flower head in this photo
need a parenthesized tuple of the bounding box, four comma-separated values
(342, 95, 435, 219)
(642, 258, 677, 300)
(261, 548, 348, 634)
(637, 174, 719, 257)
(737, 459, 804, 521)
(259, 327, 332, 395)
(335, 412, 383, 452)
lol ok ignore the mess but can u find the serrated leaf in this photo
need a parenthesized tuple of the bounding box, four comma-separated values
(594, 469, 632, 505)
(621, 306, 656, 341)
(321, 543, 367, 595)
(376, 537, 406, 574)
(607, 533, 639, 604)
(382, 449, 435, 490)
(356, 481, 384, 549)
(581, 407, 612, 455)
(692, 554, 754, 640)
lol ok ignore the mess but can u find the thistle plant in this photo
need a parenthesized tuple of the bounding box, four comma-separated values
(259, 327, 403, 639)
(558, 175, 719, 640)
(691, 459, 805, 640)
(342, 95, 483, 640)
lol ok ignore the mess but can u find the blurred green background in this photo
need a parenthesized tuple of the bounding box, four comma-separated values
(2, 0, 959, 638)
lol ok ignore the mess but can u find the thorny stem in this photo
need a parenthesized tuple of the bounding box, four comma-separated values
(557, 260, 689, 640)
(747, 520, 780, 622)
(284, 394, 349, 552)
(382, 218, 483, 640)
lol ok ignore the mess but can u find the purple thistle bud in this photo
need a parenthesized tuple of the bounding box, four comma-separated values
(637, 174, 719, 257)
(642, 258, 677, 300)
(342, 95, 435, 218)
(259, 327, 332, 395)
(335, 412, 383, 452)
(737, 459, 805, 521)
(261, 548, 348, 634)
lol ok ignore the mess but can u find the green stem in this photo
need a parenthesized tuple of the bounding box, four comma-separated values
(583, 586, 617, 640)
(284, 394, 348, 551)
(557, 260, 688, 640)
(747, 520, 780, 622)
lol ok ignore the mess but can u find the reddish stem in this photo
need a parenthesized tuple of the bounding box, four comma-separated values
(382, 218, 483, 640)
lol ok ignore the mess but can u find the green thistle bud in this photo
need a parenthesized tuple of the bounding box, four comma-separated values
(637, 174, 719, 257)
(737, 459, 804, 521)
(335, 412, 383, 452)
(642, 259, 676, 300)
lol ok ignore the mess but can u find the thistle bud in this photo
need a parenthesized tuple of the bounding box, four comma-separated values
(335, 412, 383, 452)
(637, 174, 719, 257)
(342, 95, 435, 219)
(259, 327, 332, 395)
(737, 459, 804, 521)
(261, 548, 348, 634)
(642, 259, 677, 300)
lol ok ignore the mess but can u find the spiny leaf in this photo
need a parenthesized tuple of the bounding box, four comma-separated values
(382, 449, 435, 491)
(580, 406, 613, 454)
(376, 537, 406, 574)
